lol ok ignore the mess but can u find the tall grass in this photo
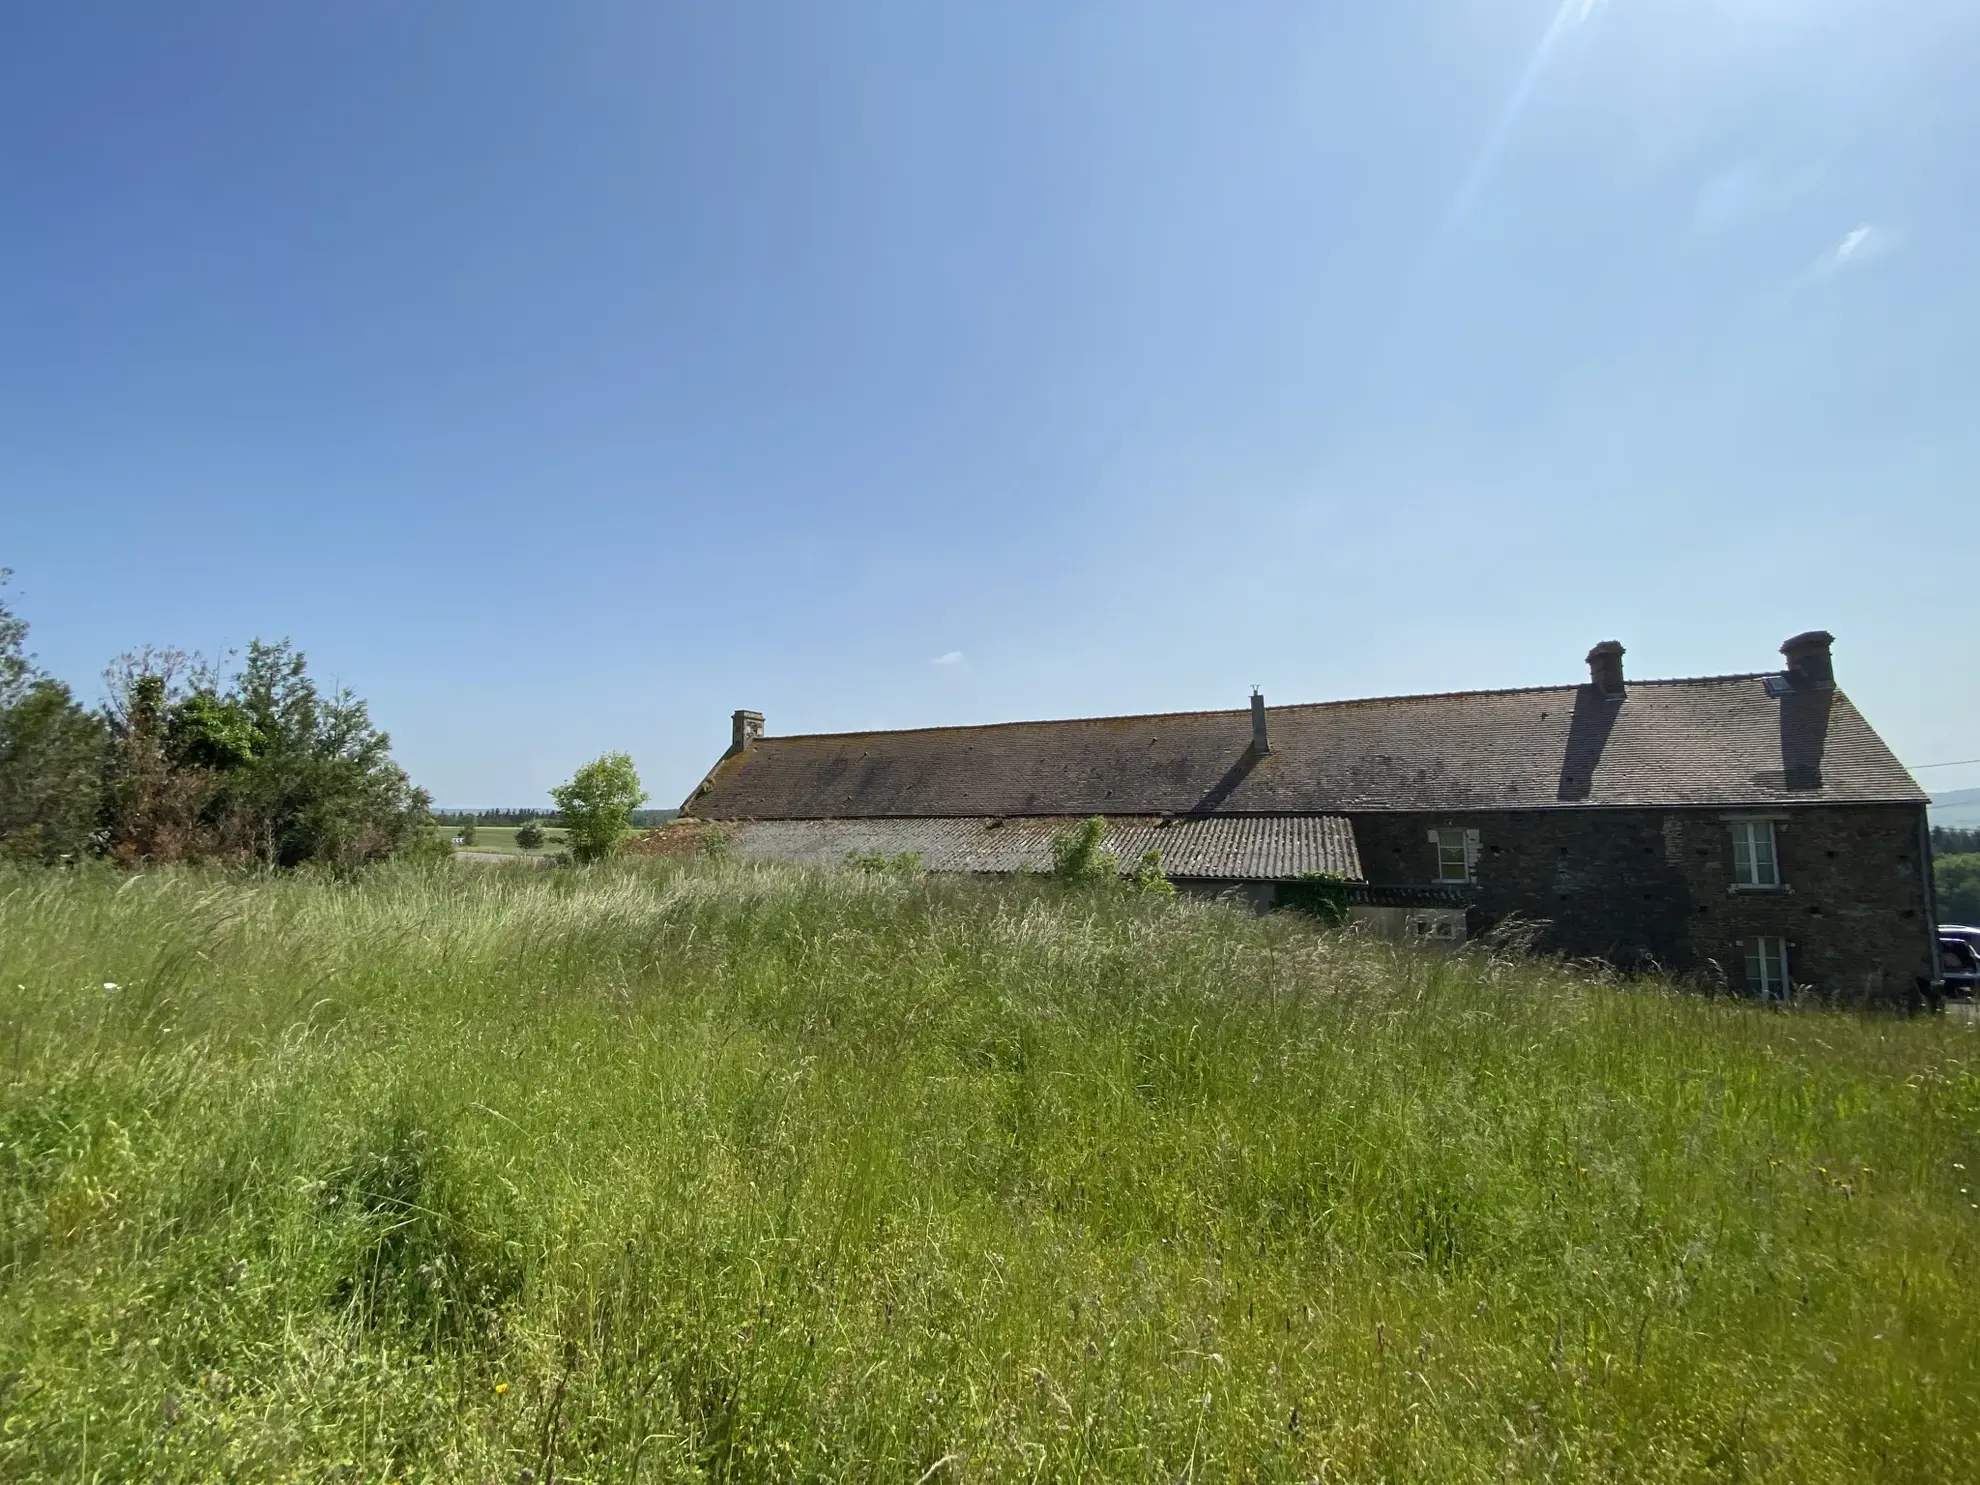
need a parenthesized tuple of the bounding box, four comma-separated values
(1, 860, 1976, 1482)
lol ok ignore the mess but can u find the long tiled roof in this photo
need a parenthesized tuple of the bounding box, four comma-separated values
(715, 815, 1363, 881)
(685, 673, 1925, 819)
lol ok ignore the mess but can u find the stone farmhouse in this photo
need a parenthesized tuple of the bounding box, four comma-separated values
(679, 631, 1939, 1000)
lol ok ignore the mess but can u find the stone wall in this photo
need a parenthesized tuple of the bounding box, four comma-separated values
(1348, 804, 1934, 998)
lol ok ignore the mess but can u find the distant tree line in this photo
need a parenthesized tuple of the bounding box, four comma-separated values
(0, 573, 431, 869)
(433, 808, 549, 827)
(1932, 826, 1980, 857)
(1935, 826, 1980, 926)
(432, 807, 677, 828)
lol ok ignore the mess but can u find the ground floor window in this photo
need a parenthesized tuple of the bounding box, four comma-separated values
(1744, 936, 1790, 999)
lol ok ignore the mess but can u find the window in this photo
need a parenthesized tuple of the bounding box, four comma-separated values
(1406, 910, 1466, 942)
(1729, 819, 1780, 888)
(1430, 828, 1476, 883)
(1745, 936, 1790, 999)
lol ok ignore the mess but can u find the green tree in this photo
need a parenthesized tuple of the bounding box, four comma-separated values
(102, 650, 241, 864)
(0, 575, 105, 862)
(550, 753, 648, 863)
(167, 691, 258, 770)
(1049, 816, 1119, 887)
(458, 815, 478, 847)
(226, 640, 433, 869)
(1937, 854, 1980, 925)
(515, 818, 544, 850)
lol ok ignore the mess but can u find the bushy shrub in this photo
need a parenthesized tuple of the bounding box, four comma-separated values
(3, 579, 429, 872)
(846, 849, 923, 874)
(1127, 845, 1174, 895)
(515, 819, 545, 850)
(1048, 818, 1173, 894)
(1049, 816, 1118, 886)
(101, 641, 430, 868)
(1278, 871, 1352, 924)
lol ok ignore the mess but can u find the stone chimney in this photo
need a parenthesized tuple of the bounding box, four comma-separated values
(1585, 640, 1626, 698)
(731, 709, 764, 755)
(1780, 631, 1835, 691)
(1251, 690, 1270, 754)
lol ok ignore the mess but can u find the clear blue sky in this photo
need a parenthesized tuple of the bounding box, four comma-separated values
(4, 1, 1976, 808)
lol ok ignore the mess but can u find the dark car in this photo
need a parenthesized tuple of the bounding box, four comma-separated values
(1941, 933, 1980, 999)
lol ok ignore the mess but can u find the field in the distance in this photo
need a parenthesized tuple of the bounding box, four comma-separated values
(3, 862, 1977, 1481)
(431, 823, 568, 855)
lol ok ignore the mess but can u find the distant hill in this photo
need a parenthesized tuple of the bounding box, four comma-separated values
(1932, 789, 1980, 829)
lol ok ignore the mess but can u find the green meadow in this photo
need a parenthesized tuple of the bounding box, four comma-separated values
(435, 824, 569, 856)
(2, 861, 1977, 1482)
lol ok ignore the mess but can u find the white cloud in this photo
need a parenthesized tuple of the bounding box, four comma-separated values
(1812, 222, 1894, 278)
(931, 651, 965, 667)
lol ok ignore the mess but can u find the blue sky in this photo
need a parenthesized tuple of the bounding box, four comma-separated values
(4, 1, 1977, 807)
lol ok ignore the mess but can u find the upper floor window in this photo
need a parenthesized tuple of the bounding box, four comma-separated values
(1730, 819, 1780, 888)
(1745, 936, 1790, 999)
(1430, 827, 1477, 883)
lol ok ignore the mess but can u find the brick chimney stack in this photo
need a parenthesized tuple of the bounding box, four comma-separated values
(1586, 640, 1626, 697)
(731, 710, 764, 754)
(1780, 631, 1836, 691)
(1251, 690, 1270, 754)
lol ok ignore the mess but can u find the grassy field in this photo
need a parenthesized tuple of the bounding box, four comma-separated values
(2, 861, 1977, 1482)
(432, 823, 569, 855)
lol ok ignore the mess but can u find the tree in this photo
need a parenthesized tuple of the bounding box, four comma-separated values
(226, 640, 432, 869)
(0, 680, 105, 863)
(1938, 855, 1980, 925)
(0, 571, 28, 706)
(0, 574, 105, 862)
(550, 753, 647, 863)
(1049, 816, 1119, 887)
(101, 639, 430, 869)
(515, 819, 545, 851)
(101, 649, 233, 864)
(458, 815, 478, 847)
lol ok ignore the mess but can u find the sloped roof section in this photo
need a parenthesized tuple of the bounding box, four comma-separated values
(716, 815, 1362, 881)
(685, 675, 1925, 819)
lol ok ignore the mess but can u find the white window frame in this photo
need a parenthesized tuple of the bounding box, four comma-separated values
(1744, 936, 1791, 1000)
(1729, 818, 1780, 889)
(1428, 827, 1478, 884)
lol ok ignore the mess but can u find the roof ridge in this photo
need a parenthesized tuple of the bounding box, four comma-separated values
(758, 672, 1780, 744)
